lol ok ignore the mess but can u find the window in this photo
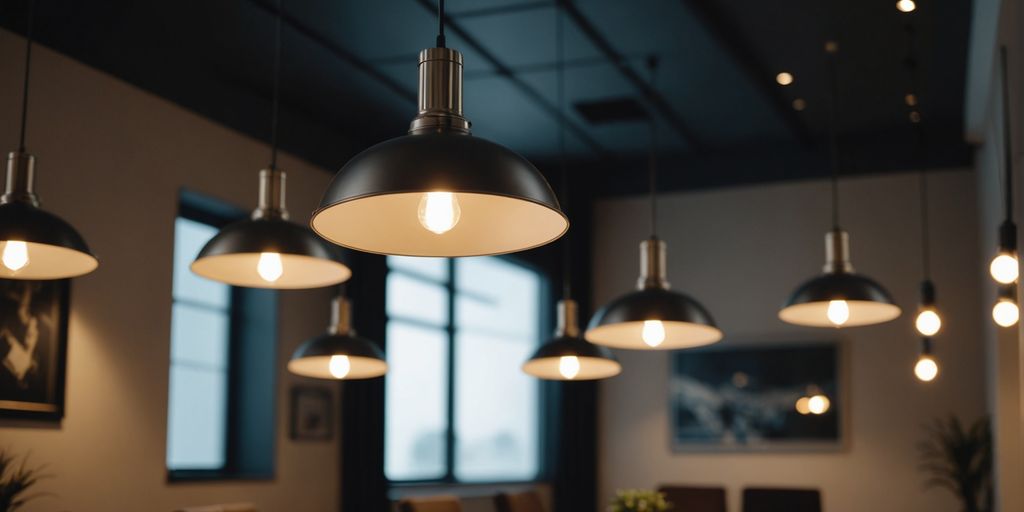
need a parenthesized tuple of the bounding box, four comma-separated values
(385, 256, 545, 483)
(166, 192, 277, 480)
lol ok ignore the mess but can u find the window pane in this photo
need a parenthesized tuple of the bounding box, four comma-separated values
(167, 364, 228, 470)
(455, 258, 541, 338)
(454, 330, 539, 482)
(386, 272, 449, 326)
(385, 322, 449, 481)
(387, 255, 448, 282)
(170, 303, 229, 369)
(173, 217, 229, 308)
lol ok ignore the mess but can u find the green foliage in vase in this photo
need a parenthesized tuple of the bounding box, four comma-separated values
(0, 448, 52, 512)
(917, 415, 992, 512)
(608, 489, 671, 512)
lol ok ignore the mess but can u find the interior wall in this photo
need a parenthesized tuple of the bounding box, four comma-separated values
(0, 29, 341, 511)
(593, 170, 986, 512)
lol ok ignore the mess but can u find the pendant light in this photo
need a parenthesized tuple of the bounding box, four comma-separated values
(914, 337, 939, 382)
(288, 294, 387, 380)
(779, 42, 900, 328)
(585, 57, 722, 351)
(523, 6, 620, 381)
(191, 1, 351, 289)
(310, 0, 567, 257)
(990, 48, 1019, 285)
(904, 38, 942, 337)
(0, 0, 98, 280)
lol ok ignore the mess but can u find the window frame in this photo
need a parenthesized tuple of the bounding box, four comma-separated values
(166, 192, 278, 483)
(384, 255, 552, 487)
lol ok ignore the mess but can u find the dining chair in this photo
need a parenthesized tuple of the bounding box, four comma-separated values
(397, 495, 463, 512)
(657, 485, 726, 512)
(742, 487, 822, 512)
(494, 490, 545, 512)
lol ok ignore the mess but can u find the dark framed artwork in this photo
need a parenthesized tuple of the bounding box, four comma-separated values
(0, 278, 69, 421)
(670, 342, 842, 452)
(290, 386, 333, 441)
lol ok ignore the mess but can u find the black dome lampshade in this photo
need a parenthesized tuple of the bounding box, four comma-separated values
(523, 299, 621, 381)
(779, 229, 901, 328)
(288, 296, 387, 380)
(310, 2, 567, 257)
(191, 3, 351, 289)
(779, 41, 900, 329)
(586, 237, 723, 350)
(0, 1, 97, 280)
(191, 169, 351, 289)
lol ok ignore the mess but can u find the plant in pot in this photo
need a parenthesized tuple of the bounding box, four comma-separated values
(0, 448, 52, 512)
(608, 489, 671, 512)
(917, 415, 992, 512)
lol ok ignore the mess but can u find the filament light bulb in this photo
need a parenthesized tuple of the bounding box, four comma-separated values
(896, 0, 916, 13)
(915, 309, 942, 336)
(990, 253, 1019, 284)
(808, 394, 831, 415)
(914, 356, 939, 382)
(328, 355, 351, 379)
(826, 300, 850, 326)
(1, 241, 29, 271)
(257, 252, 284, 282)
(795, 397, 811, 415)
(642, 320, 666, 348)
(993, 298, 1020, 327)
(418, 192, 461, 235)
(558, 355, 581, 380)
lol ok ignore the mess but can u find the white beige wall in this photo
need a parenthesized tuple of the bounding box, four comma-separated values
(593, 170, 987, 512)
(0, 29, 340, 511)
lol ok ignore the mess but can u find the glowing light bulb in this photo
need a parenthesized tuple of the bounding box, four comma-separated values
(826, 300, 850, 326)
(642, 320, 666, 348)
(808, 394, 831, 415)
(329, 355, 351, 379)
(915, 309, 942, 336)
(990, 253, 1019, 284)
(256, 252, 284, 282)
(1, 241, 29, 271)
(418, 192, 461, 235)
(914, 356, 939, 382)
(795, 397, 811, 415)
(993, 299, 1020, 327)
(559, 356, 581, 380)
(896, 0, 916, 13)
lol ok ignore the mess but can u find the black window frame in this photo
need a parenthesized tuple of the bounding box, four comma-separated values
(166, 190, 278, 483)
(384, 254, 553, 487)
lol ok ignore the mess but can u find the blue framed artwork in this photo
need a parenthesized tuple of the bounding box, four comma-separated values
(670, 343, 842, 452)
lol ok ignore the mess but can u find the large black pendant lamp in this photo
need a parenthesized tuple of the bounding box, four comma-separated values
(288, 294, 387, 380)
(191, 1, 351, 289)
(310, 0, 567, 257)
(523, 6, 620, 381)
(585, 58, 722, 351)
(779, 42, 900, 328)
(0, 0, 98, 280)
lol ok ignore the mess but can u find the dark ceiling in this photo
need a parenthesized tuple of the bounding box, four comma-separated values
(0, 0, 974, 196)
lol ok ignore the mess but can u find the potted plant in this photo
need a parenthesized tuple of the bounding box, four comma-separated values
(0, 448, 52, 512)
(608, 489, 671, 512)
(917, 415, 992, 512)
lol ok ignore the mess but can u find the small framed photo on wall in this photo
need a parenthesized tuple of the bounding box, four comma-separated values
(290, 386, 333, 441)
(0, 278, 70, 421)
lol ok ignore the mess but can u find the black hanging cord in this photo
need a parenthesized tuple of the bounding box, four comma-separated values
(825, 42, 841, 230)
(906, 25, 931, 280)
(647, 55, 660, 239)
(1000, 46, 1013, 223)
(269, 0, 283, 170)
(18, 0, 36, 153)
(555, 3, 572, 301)
(436, 0, 447, 48)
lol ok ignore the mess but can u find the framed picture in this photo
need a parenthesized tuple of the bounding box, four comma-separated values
(0, 278, 70, 421)
(290, 386, 333, 441)
(670, 342, 842, 452)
